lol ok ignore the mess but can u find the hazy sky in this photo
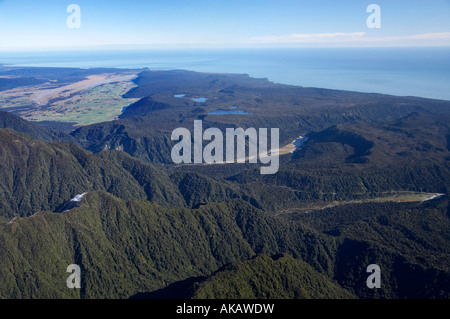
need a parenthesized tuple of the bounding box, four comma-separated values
(0, 0, 449, 50)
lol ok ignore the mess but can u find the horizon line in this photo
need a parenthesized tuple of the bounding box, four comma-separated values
(1, 44, 450, 52)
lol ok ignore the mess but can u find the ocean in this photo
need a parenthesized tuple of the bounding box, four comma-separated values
(0, 47, 449, 100)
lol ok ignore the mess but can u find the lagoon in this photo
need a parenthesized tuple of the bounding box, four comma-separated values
(208, 109, 252, 115)
(193, 97, 207, 103)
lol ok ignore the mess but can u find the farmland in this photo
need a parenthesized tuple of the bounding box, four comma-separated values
(0, 72, 140, 126)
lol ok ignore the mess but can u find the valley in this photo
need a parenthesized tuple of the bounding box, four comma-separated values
(0, 66, 448, 300)
(276, 191, 446, 215)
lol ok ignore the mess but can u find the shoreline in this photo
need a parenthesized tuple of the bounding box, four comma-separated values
(1, 47, 450, 101)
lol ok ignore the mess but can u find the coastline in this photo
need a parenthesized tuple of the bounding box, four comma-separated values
(1, 47, 449, 101)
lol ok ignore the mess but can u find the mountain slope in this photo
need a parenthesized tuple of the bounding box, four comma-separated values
(0, 109, 72, 142)
(0, 192, 305, 298)
(2, 190, 448, 299)
(190, 254, 356, 299)
(285, 196, 450, 298)
(0, 68, 449, 300)
(0, 128, 243, 219)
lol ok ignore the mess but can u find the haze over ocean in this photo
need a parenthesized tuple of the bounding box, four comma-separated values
(1, 47, 449, 100)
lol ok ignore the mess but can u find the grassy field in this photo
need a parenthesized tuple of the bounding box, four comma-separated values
(35, 81, 139, 125)
(0, 73, 139, 126)
(276, 192, 446, 215)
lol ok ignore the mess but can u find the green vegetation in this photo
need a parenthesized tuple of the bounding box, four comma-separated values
(191, 254, 355, 299)
(0, 68, 140, 126)
(0, 67, 449, 299)
(1, 188, 448, 299)
(34, 81, 139, 125)
(0, 109, 62, 142)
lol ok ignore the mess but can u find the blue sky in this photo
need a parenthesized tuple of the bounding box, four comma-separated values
(0, 0, 449, 50)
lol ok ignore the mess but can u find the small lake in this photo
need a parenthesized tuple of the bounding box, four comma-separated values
(208, 109, 253, 115)
(193, 97, 207, 102)
(174, 94, 186, 98)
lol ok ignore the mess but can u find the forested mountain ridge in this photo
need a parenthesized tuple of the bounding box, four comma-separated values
(1, 188, 448, 299)
(0, 67, 449, 299)
(0, 127, 253, 220)
(0, 109, 73, 143)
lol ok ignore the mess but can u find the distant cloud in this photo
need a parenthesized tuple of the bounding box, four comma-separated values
(245, 31, 450, 47)
(354, 32, 450, 45)
(400, 32, 450, 40)
(248, 32, 366, 44)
